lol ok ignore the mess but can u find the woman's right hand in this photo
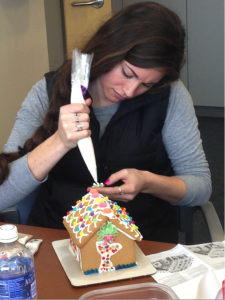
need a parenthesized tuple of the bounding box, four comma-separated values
(27, 98, 92, 181)
(56, 98, 92, 150)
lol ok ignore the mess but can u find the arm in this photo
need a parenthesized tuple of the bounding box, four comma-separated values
(93, 81, 211, 206)
(162, 80, 211, 206)
(0, 78, 91, 210)
(27, 101, 91, 181)
(95, 169, 186, 204)
(0, 79, 49, 210)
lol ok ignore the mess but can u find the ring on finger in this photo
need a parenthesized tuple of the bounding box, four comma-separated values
(118, 187, 124, 196)
(76, 122, 84, 131)
(75, 113, 79, 122)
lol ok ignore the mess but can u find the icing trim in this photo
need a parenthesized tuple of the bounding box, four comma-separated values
(116, 227, 136, 240)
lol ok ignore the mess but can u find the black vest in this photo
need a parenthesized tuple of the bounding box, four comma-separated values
(27, 72, 178, 243)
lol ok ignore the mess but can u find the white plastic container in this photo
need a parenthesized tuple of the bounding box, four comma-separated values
(79, 282, 179, 299)
(0, 224, 37, 299)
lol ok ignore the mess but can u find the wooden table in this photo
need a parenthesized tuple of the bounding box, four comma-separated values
(3, 223, 175, 299)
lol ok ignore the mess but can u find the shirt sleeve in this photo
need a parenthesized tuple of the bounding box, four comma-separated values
(0, 78, 49, 210)
(162, 80, 212, 206)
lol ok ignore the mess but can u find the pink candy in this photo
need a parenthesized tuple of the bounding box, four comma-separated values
(92, 193, 100, 198)
(99, 202, 107, 208)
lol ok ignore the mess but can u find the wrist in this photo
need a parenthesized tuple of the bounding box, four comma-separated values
(52, 131, 71, 154)
(141, 170, 157, 193)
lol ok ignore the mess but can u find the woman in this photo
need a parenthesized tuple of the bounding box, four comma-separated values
(0, 2, 211, 243)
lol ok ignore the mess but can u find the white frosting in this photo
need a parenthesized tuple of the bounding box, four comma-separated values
(64, 192, 142, 244)
(116, 227, 135, 240)
(96, 240, 122, 273)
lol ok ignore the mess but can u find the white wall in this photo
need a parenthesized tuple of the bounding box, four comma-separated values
(0, 0, 49, 151)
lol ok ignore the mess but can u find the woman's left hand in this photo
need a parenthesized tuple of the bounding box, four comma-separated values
(90, 169, 147, 202)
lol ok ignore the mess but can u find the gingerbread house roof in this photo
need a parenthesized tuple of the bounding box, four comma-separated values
(63, 188, 143, 248)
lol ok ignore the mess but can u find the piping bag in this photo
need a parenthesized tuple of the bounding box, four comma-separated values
(70, 49, 98, 183)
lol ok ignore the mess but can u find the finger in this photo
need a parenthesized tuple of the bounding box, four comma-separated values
(85, 98, 92, 107)
(66, 129, 91, 141)
(105, 169, 129, 186)
(62, 122, 89, 132)
(86, 187, 133, 203)
(74, 122, 90, 132)
(95, 186, 124, 196)
(97, 182, 132, 196)
(61, 113, 90, 124)
(95, 186, 134, 202)
(60, 103, 90, 115)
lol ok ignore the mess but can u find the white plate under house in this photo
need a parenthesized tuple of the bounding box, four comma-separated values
(52, 239, 156, 287)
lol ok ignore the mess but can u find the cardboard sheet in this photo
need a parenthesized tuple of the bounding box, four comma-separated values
(52, 239, 156, 287)
(18, 232, 33, 241)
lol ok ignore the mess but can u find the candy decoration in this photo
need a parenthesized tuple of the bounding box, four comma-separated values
(89, 188, 98, 194)
(96, 240, 122, 273)
(95, 197, 103, 203)
(103, 208, 112, 214)
(99, 202, 107, 208)
(64, 188, 142, 246)
(92, 193, 100, 198)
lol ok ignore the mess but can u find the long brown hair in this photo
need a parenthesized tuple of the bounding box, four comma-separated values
(0, 1, 185, 185)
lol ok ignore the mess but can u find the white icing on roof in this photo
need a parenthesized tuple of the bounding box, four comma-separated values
(63, 191, 143, 243)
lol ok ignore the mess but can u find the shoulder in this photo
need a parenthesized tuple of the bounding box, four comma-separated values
(4, 77, 49, 153)
(165, 80, 195, 125)
(21, 77, 49, 115)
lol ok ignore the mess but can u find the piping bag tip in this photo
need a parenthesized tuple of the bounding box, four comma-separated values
(78, 137, 98, 183)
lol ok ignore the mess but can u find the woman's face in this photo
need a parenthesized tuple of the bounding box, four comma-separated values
(99, 60, 165, 105)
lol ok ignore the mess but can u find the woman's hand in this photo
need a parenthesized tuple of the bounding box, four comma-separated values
(28, 98, 92, 182)
(90, 169, 147, 202)
(56, 98, 92, 150)
(88, 168, 187, 204)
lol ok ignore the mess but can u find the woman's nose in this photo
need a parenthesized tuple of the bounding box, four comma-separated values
(123, 81, 139, 98)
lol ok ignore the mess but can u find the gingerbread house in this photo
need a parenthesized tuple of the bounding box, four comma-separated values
(63, 188, 143, 275)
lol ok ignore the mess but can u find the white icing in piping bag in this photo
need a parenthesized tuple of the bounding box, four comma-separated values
(71, 49, 98, 183)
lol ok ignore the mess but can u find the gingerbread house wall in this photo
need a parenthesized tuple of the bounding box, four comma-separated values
(80, 232, 101, 272)
(111, 233, 136, 267)
(80, 230, 136, 273)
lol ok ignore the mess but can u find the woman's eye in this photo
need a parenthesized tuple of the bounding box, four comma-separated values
(122, 69, 133, 79)
(142, 83, 153, 88)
